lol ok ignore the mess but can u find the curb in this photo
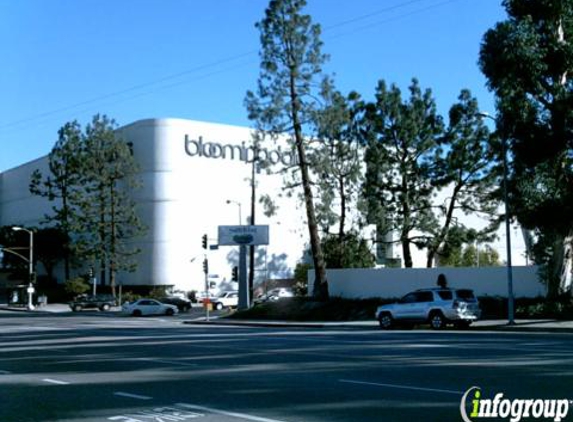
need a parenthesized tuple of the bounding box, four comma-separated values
(184, 319, 573, 333)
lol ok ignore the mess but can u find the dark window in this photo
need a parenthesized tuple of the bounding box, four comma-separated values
(456, 289, 476, 302)
(400, 293, 417, 304)
(415, 291, 434, 302)
(437, 291, 453, 300)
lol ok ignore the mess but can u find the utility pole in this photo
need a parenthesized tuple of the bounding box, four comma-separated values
(249, 141, 258, 305)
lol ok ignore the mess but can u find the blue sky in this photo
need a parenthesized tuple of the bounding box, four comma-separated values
(0, 0, 506, 172)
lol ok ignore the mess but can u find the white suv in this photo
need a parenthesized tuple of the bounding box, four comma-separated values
(211, 291, 239, 310)
(375, 288, 481, 330)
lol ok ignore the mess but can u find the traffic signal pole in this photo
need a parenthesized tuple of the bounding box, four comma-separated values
(202, 234, 210, 322)
(238, 245, 249, 310)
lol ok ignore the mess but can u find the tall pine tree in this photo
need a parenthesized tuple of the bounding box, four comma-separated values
(246, 0, 330, 298)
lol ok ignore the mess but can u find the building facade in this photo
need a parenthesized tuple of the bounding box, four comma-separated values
(0, 118, 315, 293)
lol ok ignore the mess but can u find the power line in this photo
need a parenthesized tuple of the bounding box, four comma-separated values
(1, 0, 468, 134)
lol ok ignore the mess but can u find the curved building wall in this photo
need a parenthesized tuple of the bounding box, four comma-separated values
(0, 118, 309, 292)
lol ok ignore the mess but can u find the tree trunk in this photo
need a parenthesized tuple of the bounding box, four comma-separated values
(426, 185, 461, 267)
(338, 175, 346, 240)
(288, 71, 328, 300)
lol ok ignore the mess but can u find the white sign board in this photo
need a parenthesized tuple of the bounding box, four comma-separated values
(218, 225, 269, 246)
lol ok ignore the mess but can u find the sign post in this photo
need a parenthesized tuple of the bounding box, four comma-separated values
(218, 225, 269, 310)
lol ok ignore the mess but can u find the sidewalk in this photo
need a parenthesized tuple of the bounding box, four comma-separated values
(2, 303, 573, 333)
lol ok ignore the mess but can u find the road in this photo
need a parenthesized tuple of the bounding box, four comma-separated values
(1, 311, 573, 422)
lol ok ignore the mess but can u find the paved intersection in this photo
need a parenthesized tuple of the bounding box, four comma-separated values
(1, 311, 573, 422)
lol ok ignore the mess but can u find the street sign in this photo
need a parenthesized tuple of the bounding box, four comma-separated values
(218, 225, 269, 246)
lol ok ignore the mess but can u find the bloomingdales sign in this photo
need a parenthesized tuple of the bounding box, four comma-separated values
(184, 135, 298, 166)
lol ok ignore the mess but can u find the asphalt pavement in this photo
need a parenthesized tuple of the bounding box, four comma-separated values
(1, 311, 573, 422)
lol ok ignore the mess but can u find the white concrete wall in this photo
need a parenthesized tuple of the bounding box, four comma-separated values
(308, 266, 545, 299)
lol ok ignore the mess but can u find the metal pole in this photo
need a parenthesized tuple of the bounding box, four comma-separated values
(478, 112, 515, 325)
(204, 255, 210, 322)
(28, 230, 34, 311)
(238, 245, 249, 310)
(502, 135, 515, 325)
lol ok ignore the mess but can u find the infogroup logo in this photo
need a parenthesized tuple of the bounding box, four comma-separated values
(460, 387, 571, 422)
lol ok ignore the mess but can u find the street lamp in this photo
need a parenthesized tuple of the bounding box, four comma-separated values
(478, 112, 515, 325)
(12, 226, 35, 311)
(226, 200, 242, 225)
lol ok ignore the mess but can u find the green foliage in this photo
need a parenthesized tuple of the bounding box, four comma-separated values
(426, 90, 500, 267)
(360, 79, 444, 267)
(121, 291, 142, 304)
(149, 287, 168, 299)
(230, 297, 391, 322)
(439, 243, 502, 267)
(312, 88, 364, 236)
(73, 114, 145, 295)
(479, 0, 573, 295)
(293, 262, 311, 296)
(34, 227, 69, 282)
(30, 121, 83, 280)
(321, 232, 376, 269)
(64, 277, 90, 297)
(30, 114, 145, 295)
(0, 226, 27, 273)
(246, 0, 330, 299)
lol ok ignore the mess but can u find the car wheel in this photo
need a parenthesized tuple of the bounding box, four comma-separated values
(100, 303, 110, 312)
(165, 308, 174, 316)
(132, 309, 142, 317)
(429, 311, 446, 330)
(215, 302, 224, 311)
(378, 313, 393, 330)
(73, 305, 82, 312)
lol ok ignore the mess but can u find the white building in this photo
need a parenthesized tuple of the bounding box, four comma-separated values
(0, 118, 313, 293)
(0, 117, 526, 294)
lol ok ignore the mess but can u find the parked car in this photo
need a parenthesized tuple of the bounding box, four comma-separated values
(159, 296, 192, 312)
(122, 298, 178, 316)
(196, 291, 217, 304)
(69, 294, 117, 312)
(375, 288, 481, 330)
(211, 291, 239, 310)
(255, 288, 294, 304)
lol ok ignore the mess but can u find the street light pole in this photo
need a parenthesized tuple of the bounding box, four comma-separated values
(478, 112, 515, 325)
(12, 226, 34, 311)
(226, 200, 242, 225)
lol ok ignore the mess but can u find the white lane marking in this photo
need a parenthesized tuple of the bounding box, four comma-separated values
(339, 379, 463, 395)
(177, 403, 291, 422)
(139, 358, 198, 367)
(114, 392, 153, 400)
(42, 378, 70, 385)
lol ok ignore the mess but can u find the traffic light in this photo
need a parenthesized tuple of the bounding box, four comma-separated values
(202, 234, 207, 249)
(203, 258, 209, 274)
(88, 267, 94, 278)
(232, 266, 238, 281)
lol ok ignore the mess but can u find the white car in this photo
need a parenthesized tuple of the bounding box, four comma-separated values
(255, 288, 294, 304)
(211, 291, 239, 310)
(122, 298, 179, 317)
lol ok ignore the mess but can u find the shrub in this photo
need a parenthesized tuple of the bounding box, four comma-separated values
(64, 277, 90, 297)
